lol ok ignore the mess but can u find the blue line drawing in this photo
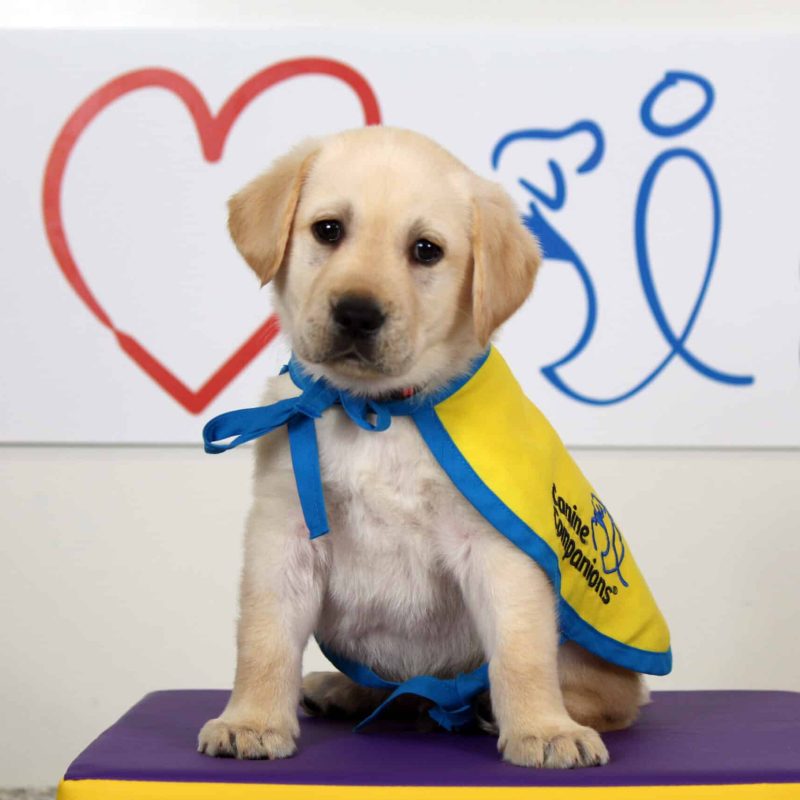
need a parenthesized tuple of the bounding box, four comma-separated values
(640, 70, 715, 137)
(492, 123, 603, 383)
(492, 71, 754, 405)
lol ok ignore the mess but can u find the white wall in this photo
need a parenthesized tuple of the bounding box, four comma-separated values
(2, 0, 799, 788)
(4, 0, 800, 30)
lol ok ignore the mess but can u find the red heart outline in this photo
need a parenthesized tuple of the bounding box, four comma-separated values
(42, 58, 381, 414)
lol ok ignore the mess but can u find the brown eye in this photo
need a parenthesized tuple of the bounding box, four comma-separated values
(313, 219, 344, 244)
(412, 238, 443, 266)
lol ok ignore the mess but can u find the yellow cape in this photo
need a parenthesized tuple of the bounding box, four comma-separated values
(413, 346, 671, 675)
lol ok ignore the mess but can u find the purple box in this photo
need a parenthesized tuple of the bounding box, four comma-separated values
(58, 689, 800, 799)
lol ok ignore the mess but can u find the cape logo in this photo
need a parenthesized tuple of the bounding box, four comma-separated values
(42, 58, 381, 414)
(552, 483, 626, 605)
(590, 494, 628, 588)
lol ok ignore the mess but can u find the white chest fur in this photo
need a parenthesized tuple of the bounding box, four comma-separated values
(314, 407, 484, 680)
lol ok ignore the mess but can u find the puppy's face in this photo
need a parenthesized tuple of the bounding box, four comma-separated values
(279, 132, 477, 394)
(228, 128, 541, 395)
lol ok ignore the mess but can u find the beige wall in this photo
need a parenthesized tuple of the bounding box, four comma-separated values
(2, 0, 799, 788)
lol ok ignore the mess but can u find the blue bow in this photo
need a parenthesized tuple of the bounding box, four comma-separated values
(203, 359, 411, 537)
(202, 351, 492, 730)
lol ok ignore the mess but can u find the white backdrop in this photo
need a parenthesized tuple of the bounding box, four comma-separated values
(1, 29, 798, 445)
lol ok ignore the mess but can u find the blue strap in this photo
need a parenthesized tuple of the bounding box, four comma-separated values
(203, 378, 342, 536)
(287, 415, 328, 538)
(318, 641, 490, 732)
(203, 396, 308, 453)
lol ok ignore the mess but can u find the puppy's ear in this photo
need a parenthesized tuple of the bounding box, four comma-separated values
(227, 139, 320, 285)
(471, 178, 541, 345)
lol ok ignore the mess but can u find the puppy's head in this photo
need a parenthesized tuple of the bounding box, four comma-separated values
(228, 127, 540, 395)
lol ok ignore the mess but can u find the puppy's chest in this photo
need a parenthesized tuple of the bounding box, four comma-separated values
(317, 411, 451, 540)
(315, 411, 463, 599)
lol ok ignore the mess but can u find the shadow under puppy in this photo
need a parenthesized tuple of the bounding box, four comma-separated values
(199, 127, 670, 768)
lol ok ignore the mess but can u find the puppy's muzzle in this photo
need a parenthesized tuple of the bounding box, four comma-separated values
(332, 294, 386, 343)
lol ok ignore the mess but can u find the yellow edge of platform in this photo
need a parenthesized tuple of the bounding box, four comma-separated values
(57, 779, 800, 800)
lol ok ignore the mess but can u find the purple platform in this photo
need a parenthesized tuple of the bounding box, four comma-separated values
(59, 690, 800, 798)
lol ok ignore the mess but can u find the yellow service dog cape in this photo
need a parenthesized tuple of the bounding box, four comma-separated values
(204, 346, 672, 728)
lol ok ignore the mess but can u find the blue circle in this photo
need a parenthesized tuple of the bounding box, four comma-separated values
(640, 71, 714, 137)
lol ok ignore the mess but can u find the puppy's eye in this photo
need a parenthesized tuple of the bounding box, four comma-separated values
(412, 239, 443, 266)
(312, 219, 344, 244)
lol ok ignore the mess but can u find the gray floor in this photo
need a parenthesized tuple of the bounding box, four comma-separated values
(0, 791, 56, 800)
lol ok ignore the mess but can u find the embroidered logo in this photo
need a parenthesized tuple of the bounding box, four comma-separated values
(590, 495, 629, 588)
(552, 483, 626, 605)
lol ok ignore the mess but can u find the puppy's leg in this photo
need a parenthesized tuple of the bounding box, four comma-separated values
(301, 671, 389, 719)
(476, 644, 649, 735)
(198, 486, 324, 759)
(458, 530, 609, 769)
(559, 641, 649, 732)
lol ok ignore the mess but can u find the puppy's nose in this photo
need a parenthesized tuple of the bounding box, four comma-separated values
(332, 295, 386, 339)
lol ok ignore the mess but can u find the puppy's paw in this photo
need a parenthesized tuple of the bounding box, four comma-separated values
(500, 721, 609, 769)
(197, 717, 297, 760)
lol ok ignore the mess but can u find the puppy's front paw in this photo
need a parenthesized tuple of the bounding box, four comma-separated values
(500, 722, 609, 769)
(198, 717, 297, 760)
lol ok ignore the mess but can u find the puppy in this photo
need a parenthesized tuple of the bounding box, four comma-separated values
(198, 127, 647, 768)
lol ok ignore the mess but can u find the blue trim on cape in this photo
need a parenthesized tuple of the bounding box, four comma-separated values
(412, 405, 673, 677)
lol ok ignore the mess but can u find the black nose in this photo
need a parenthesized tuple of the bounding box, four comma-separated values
(332, 295, 386, 339)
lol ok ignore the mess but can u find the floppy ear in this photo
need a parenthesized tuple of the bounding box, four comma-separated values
(471, 178, 542, 345)
(227, 139, 320, 285)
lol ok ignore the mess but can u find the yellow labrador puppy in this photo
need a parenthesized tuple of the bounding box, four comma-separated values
(198, 127, 645, 768)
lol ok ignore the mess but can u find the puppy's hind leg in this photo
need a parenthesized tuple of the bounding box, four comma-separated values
(558, 641, 650, 733)
(301, 671, 389, 719)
